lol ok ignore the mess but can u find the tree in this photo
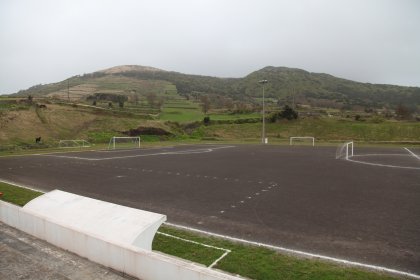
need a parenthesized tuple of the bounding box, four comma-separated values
(270, 105, 298, 122)
(146, 92, 157, 108)
(395, 104, 412, 120)
(280, 105, 298, 120)
(130, 90, 139, 105)
(156, 97, 165, 109)
(203, 116, 211, 125)
(224, 98, 234, 111)
(117, 95, 128, 108)
(234, 102, 251, 113)
(200, 95, 210, 114)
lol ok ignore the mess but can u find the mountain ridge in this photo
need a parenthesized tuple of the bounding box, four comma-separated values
(11, 65, 420, 110)
(99, 65, 166, 74)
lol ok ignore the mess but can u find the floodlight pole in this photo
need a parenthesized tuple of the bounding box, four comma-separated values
(259, 79, 268, 144)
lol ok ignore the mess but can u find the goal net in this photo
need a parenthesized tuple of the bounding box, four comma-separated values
(289, 137, 315, 146)
(108, 136, 141, 150)
(59, 139, 90, 148)
(336, 141, 354, 159)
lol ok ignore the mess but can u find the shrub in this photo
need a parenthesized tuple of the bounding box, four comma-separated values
(281, 105, 298, 120)
(203, 116, 211, 125)
(270, 105, 298, 122)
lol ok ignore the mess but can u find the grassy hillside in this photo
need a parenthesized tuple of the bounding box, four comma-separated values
(242, 67, 420, 110)
(104, 66, 420, 110)
(1, 95, 418, 150)
(11, 65, 420, 112)
(0, 100, 173, 148)
(195, 119, 420, 143)
(14, 73, 172, 101)
(2, 65, 419, 150)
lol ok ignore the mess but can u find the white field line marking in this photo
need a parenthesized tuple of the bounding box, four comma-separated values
(0, 149, 99, 158)
(40, 146, 235, 161)
(2, 178, 418, 278)
(0, 179, 234, 268)
(156, 231, 231, 268)
(165, 223, 420, 279)
(40, 154, 103, 161)
(0, 179, 47, 193)
(352, 153, 409, 157)
(96, 146, 176, 153)
(404, 147, 420, 161)
(39, 151, 196, 160)
(347, 158, 420, 170)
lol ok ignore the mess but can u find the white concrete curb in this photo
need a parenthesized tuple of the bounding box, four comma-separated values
(0, 194, 243, 280)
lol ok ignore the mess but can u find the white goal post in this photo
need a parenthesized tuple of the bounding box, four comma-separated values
(336, 141, 354, 159)
(59, 139, 91, 148)
(289, 137, 315, 146)
(108, 136, 141, 150)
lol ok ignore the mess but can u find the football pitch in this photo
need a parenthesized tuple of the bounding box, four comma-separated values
(0, 144, 419, 275)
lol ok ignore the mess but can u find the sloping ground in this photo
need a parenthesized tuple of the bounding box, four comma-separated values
(13, 64, 420, 111)
(197, 119, 420, 142)
(0, 103, 172, 146)
(99, 65, 165, 74)
(46, 83, 99, 101)
(46, 75, 173, 101)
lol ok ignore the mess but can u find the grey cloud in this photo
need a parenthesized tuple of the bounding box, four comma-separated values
(1, 0, 419, 94)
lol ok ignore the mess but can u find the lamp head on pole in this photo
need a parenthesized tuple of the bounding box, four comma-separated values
(258, 79, 268, 84)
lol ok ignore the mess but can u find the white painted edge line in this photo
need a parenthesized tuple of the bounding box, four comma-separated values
(157, 231, 231, 268)
(404, 147, 420, 161)
(97, 145, 176, 153)
(40, 145, 235, 161)
(0, 148, 101, 158)
(352, 153, 409, 157)
(0, 179, 46, 193)
(347, 158, 420, 170)
(2, 179, 418, 278)
(165, 223, 420, 279)
(209, 251, 230, 269)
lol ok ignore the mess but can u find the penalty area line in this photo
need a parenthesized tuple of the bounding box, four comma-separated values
(156, 231, 231, 268)
(404, 147, 420, 161)
(40, 145, 236, 161)
(165, 222, 420, 279)
(346, 158, 420, 170)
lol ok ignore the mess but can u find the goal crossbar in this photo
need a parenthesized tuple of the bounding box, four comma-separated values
(108, 136, 141, 150)
(289, 137, 315, 146)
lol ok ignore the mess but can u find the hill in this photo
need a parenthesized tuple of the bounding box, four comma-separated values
(11, 65, 420, 111)
(240, 66, 420, 110)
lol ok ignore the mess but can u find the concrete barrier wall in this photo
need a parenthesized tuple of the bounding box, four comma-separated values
(23, 190, 167, 251)
(0, 200, 243, 280)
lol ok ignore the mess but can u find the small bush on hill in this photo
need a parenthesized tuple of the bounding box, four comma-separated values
(269, 105, 298, 122)
(203, 116, 211, 125)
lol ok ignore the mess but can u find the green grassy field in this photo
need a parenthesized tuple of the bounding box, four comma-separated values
(160, 106, 204, 122)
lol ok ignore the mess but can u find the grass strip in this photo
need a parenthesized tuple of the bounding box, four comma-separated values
(154, 225, 399, 280)
(153, 232, 227, 267)
(0, 182, 43, 206)
(0, 183, 403, 280)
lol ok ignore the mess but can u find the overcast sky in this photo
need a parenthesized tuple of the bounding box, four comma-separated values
(1, 0, 419, 94)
